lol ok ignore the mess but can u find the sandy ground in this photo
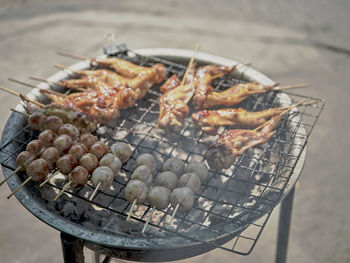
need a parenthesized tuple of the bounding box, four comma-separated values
(0, 1, 349, 262)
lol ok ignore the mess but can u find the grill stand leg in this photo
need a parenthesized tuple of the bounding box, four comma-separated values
(60, 232, 85, 263)
(275, 186, 295, 263)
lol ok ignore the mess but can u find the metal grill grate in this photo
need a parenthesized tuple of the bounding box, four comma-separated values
(0, 49, 325, 255)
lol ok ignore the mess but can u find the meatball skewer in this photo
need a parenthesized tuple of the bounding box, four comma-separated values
(125, 179, 148, 221)
(169, 187, 195, 223)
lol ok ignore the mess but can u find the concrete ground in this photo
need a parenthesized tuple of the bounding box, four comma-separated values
(0, 0, 349, 262)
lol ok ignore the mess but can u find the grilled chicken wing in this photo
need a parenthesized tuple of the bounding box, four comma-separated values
(157, 64, 196, 133)
(205, 114, 282, 170)
(193, 65, 237, 110)
(200, 82, 278, 109)
(192, 106, 286, 134)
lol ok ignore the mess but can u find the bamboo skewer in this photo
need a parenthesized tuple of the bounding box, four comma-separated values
(29, 76, 86, 92)
(53, 181, 72, 202)
(10, 108, 29, 117)
(142, 206, 156, 234)
(58, 51, 89, 61)
(0, 85, 44, 107)
(0, 167, 22, 187)
(8, 78, 65, 97)
(39, 170, 60, 187)
(7, 176, 32, 199)
(180, 43, 200, 87)
(89, 181, 102, 201)
(126, 199, 137, 222)
(169, 203, 180, 224)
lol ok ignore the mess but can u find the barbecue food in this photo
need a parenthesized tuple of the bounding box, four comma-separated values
(99, 153, 122, 175)
(162, 157, 185, 177)
(78, 133, 98, 150)
(68, 144, 88, 161)
(184, 161, 208, 182)
(193, 65, 237, 110)
(41, 147, 60, 170)
(155, 171, 178, 190)
(135, 153, 156, 173)
(157, 64, 196, 132)
(56, 154, 78, 174)
(69, 166, 89, 188)
(25, 158, 49, 182)
(16, 151, 35, 171)
(91, 166, 114, 190)
(197, 82, 278, 109)
(28, 112, 47, 131)
(205, 114, 283, 170)
(192, 106, 286, 134)
(148, 186, 171, 210)
(79, 153, 98, 172)
(44, 115, 64, 133)
(58, 124, 80, 140)
(125, 179, 148, 204)
(53, 134, 73, 154)
(26, 139, 44, 154)
(131, 165, 152, 186)
(110, 142, 132, 163)
(89, 142, 109, 160)
(38, 130, 57, 147)
(170, 187, 194, 212)
(178, 173, 201, 194)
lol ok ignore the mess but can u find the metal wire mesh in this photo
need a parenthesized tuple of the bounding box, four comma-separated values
(0, 49, 325, 255)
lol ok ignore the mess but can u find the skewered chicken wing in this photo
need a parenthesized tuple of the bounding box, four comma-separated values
(200, 82, 278, 109)
(193, 65, 237, 110)
(157, 64, 196, 133)
(205, 114, 282, 170)
(192, 106, 287, 134)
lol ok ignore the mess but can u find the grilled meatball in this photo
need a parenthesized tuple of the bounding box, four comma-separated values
(28, 112, 47, 131)
(91, 166, 114, 190)
(53, 134, 72, 154)
(79, 153, 98, 172)
(78, 133, 98, 150)
(170, 187, 194, 212)
(131, 165, 152, 186)
(69, 166, 89, 188)
(25, 158, 49, 182)
(89, 142, 109, 160)
(16, 151, 35, 171)
(185, 161, 208, 182)
(155, 171, 178, 190)
(58, 123, 80, 141)
(39, 129, 57, 147)
(26, 139, 44, 154)
(41, 147, 60, 170)
(162, 157, 185, 177)
(135, 153, 156, 173)
(68, 143, 88, 161)
(56, 154, 78, 174)
(44, 115, 63, 133)
(178, 173, 201, 194)
(110, 142, 131, 163)
(125, 179, 148, 204)
(99, 153, 122, 175)
(148, 186, 171, 210)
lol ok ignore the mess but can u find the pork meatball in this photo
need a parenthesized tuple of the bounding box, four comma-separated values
(162, 157, 185, 177)
(79, 153, 98, 172)
(58, 123, 80, 141)
(69, 166, 89, 188)
(185, 161, 208, 182)
(99, 153, 122, 175)
(125, 179, 148, 204)
(39, 129, 57, 147)
(56, 154, 78, 174)
(110, 142, 132, 163)
(44, 115, 63, 133)
(131, 165, 152, 186)
(25, 158, 49, 182)
(148, 186, 171, 209)
(28, 112, 47, 131)
(26, 139, 44, 154)
(53, 134, 72, 154)
(68, 143, 88, 161)
(91, 166, 114, 190)
(155, 171, 178, 190)
(178, 173, 201, 194)
(89, 142, 109, 160)
(16, 151, 34, 171)
(135, 153, 156, 173)
(170, 187, 194, 212)
(41, 147, 59, 170)
(78, 133, 98, 150)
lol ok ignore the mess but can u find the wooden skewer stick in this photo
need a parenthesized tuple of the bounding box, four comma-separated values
(0, 85, 44, 107)
(10, 108, 30, 117)
(7, 176, 32, 199)
(169, 203, 180, 224)
(29, 76, 86, 92)
(180, 43, 200, 87)
(54, 64, 82, 75)
(141, 206, 156, 234)
(53, 181, 72, 202)
(89, 181, 102, 201)
(0, 167, 22, 187)
(126, 199, 137, 222)
(275, 83, 308, 91)
(9, 78, 65, 97)
(39, 170, 60, 187)
(57, 51, 90, 61)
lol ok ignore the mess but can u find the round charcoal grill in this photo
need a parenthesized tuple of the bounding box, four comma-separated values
(0, 48, 324, 262)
